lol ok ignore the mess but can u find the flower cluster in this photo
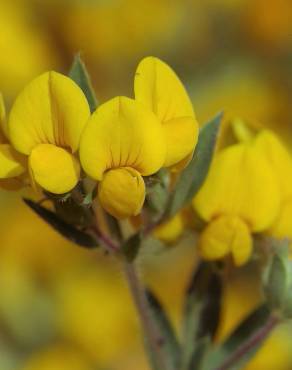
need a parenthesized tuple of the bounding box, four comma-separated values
(193, 121, 292, 265)
(2, 55, 292, 370)
(0, 57, 198, 219)
(2, 55, 292, 270)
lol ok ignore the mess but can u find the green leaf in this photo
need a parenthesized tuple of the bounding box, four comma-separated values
(146, 290, 181, 370)
(205, 303, 271, 370)
(146, 169, 170, 216)
(166, 112, 222, 217)
(121, 233, 142, 262)
(23, 199, 98, 248)
(53, 198, 93, 227)
(69, 54, 98, 113)
(188, 336, 211, 370)
(181, 263, 222, 370)
(104, 212, 123, 242)
(263, 240, 290, 310)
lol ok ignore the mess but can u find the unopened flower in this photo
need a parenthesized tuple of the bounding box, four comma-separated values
(0, 93, 26, 190)
(193, 133, 280, 265)
(154, 214, 184, 244)
(134, 56, 198, 169)
(80, 96, 166, 219)
(8, 72, 90, 194)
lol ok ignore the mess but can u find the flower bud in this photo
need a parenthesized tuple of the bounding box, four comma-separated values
(263, 241, 292, 317)
(98, 167, 145, 219)
(154, 214, 184, 243)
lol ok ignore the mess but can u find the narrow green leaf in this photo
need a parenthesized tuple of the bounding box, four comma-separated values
(166, 112, 222, 217)
(104, 212, 123, 242)
(263, 240, 290, 310)
(198, 272, 222, 339)
(53, 198, 93, 227)
(146, 290, 181, 370)
(204, 304, 271, 370)
(69, 54, 98, 113)
(188, 336, 211, 370)
(121, 233, 142, 262)
(181, 263, 222, 370)
(23, 199, 98, 248)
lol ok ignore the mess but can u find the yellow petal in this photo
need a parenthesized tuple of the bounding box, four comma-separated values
(193, 141, 280, 231)
(80, 96, 166, 180)
(134, 56, 195, 121)
(199, 215, 252, 265)
(163, 117, 198, 167)
(269, 198, 292, 239)
(98, 167, 145, 219)
(0, 93, 8, 141)
(255, 130, 292, 199)
(134, 57, 198, 168)
(153, 214, 184, 243)
(9, 71, 90, 154)
(29, 144, 80, 194)
(0, 143, 26, 178)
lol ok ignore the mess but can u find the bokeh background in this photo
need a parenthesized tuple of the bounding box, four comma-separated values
(1, 0, 292, 369)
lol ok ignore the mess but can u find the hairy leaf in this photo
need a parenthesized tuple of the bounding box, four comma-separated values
(146, 290, 181, 370)
(69, 54, 98, 113)
(23, 198, 97, 248)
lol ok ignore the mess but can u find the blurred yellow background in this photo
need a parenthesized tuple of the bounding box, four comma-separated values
(1, 0, 292, 369)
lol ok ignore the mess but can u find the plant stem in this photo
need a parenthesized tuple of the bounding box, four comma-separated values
(123, 261, 169, 370)
(215, 315, 279, 370)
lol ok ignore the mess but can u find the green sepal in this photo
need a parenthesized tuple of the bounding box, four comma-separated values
(146, 170, 169, 215)
(69, 54, 98, 113)
(165, 112, 222, 218)
(23, 198, 98, 248)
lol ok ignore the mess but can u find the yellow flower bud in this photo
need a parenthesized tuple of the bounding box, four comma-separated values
(199, 215, 252, 266)
(98, 167, 145, 219)
(154, 214, 184, 243)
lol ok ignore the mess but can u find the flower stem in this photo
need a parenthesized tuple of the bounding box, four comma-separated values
(215, 315, 279, 370)
(123, 261, 169, 370)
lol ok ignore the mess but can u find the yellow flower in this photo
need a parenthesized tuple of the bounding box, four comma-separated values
(153, 214, 184, 243)
(80, 96, 166, 219)
(0, 93, 26, 190)
(134, 56, 199, 169)
(8, 72, 90, 194)
(193, 134, 280, 265)
(255, 130, 292, 240)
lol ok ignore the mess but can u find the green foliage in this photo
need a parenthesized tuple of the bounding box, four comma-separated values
(181, 262, 222, 370)
(165, 112, 222, 218)
(146, 290, 181, 370)
(263, 239, 292, 318)
(69, 54, 98, 113)
(23, 199, 98, 248)
(146, 169, 170, 218)
(205, 304, 271, 370)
